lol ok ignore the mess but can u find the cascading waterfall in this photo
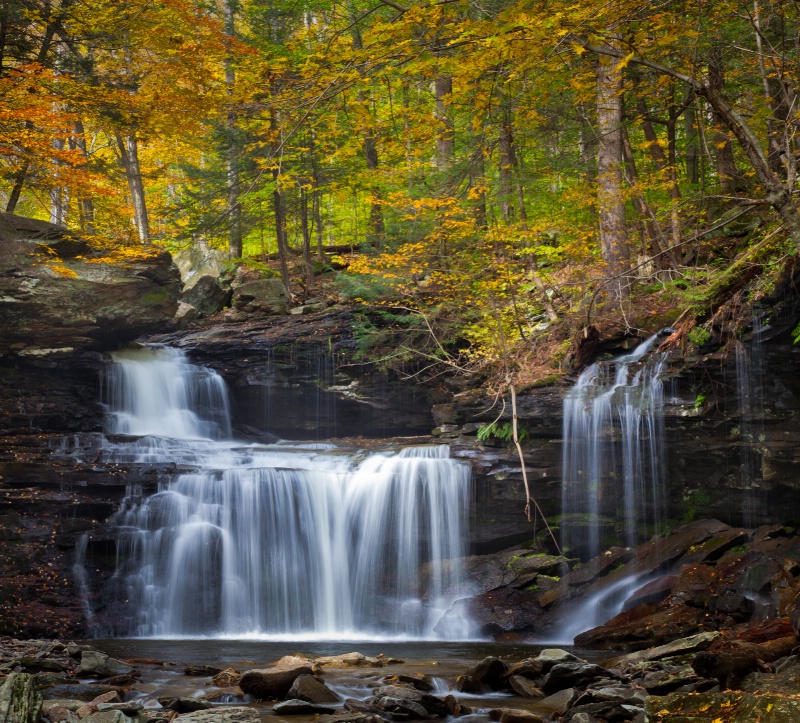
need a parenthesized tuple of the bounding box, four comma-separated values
(86, 346, 472, 640)
(561, 334, 667, 561)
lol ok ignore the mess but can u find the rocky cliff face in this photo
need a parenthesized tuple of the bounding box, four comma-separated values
(2, 222, 800, 639)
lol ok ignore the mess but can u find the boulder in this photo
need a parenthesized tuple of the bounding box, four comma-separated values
(179, 275, 231, 317)
(272, 699, 337, 715)
(238, 663, 315, 700)
(541, 663, 622, 695)
(608, 631, 721, 667)
(370, 685, 449, 718)
(0, 213, 181, 356)
(286, 674, 339, 703)
(76, 691, 121, 718)
(38, 685, 122, 702)
(488, 708, 544, 723)
(161, 708, 259, 722)
(78, 651, 133, 678)
(508, 675, 545, 698)
(231, 279, 289, 316)
(184, 665, 223, 677)
(315, 652, 383, 667)
(172, 239, 226, 289)
(0, 672, 42, 723)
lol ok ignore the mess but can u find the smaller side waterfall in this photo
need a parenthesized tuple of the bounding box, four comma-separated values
(561, 335, 667, 560)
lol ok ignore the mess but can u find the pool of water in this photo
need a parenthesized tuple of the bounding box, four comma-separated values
(88, 639, 611, 722)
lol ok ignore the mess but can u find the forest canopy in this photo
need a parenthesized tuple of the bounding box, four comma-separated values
(3, 0, 799, 374)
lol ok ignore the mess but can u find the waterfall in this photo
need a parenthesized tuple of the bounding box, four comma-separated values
(734, 312, 766, 527)
(87, 346, 472, 640)
(561, 335, 667, 560)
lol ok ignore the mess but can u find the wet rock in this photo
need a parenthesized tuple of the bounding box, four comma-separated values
(441, 588, 542, 636)
(343, 697, 392, 719)
(640, 663, 701, 694)
(315, 652, 383, 667)
(379, 673, 434, 692)
(211, 668, 241, 687)
(38, 685, 123, 702)
(463, 656, 509, 691)
(373, 695, 429, 718)
(623, 575, 677, 609)
(0, 672, 42, 723)
(608, 631, 721, 667)
(506, 658, 545, 679)
(443, 694, 472, 717)
(162, 698, 212, 713)
(80, 712, 137, 723)
(645, 690, 800, 722)
(286, 674, 339, 703)
(97, 702, 144, 714)
(75, 691, 122, 718)
(538, 687, 580, 716)
(78, 651, 133, 678)
(165, 708, 260, 722)
(41, 700, 84, 715)
(563, 702, 639, 722)
(238, 663, 316, 699)
(43, 705, 80, 723)
(508, 675, 545, 698)
(371, 685, 448, 717)
(536, 649, 585, 671)
(183, 665, 223, 677)
(541, 663, 622, 695)
(487, 708, 544, 723)
(272, 699, 337, 715)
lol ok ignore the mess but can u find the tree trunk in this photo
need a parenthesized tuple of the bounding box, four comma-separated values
(300, 184, 314, 299)
(708, 46, 741, 194)
(115, 130, 150, 242)
(223, 0, 242, 258)
(597, 44, 630, 297)
(498, 95, 514, 223)
(435, 75, 454, 169)
(71, 119, 94, 233)
(684, 89, 700, 184)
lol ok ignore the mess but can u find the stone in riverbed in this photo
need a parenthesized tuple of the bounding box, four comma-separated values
(541, 663, 623, 695)
(487, 708, 544, 723)
(78, 651, 133, 678)
(238, 663, 316, 699)
(371, 684, 449, 718)
(286, 674, 340, 703)
(315, 652, 383, 667)
(39, 685, 123, 702)
(161, 697, 211, 713)
(167, 707, 260, 722)
(508, 675, 545, 698)
(272, 699, 337, 715)
(0, 672, 42, 723)
(211, 668, 241, 687)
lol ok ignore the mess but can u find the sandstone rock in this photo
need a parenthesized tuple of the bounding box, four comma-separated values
(80, 712, 136, 723)
(488, 707, 544, 723)
(541, 663, 622, 695)
(563, 701, 638, 722)
(645, 690, 800, 722)
(0, 214, 181, 356)
(380, 673, 434, 692)
(506, 658, 545, 679)
(608, 631, 721, 667)
(286, 674, 339, 703)
(443, 694, 472, 717)
(210, 668, 241, 687)
(231, 279, 289, 316)
(371, 685, 448, 717)
(179, 276, 231, 318)
(76, 690, 122, 718)
(78, 651, 133, 678)
(640, 664, 701, 694)
(372, 695, 429, 718)
(272, 699, 336, 715)
(174, 301, 199, 328)
(464, 656, 510, 691)
(536, 649, 585, 671)
(160, 707, 259, 722)
(315, 652, 382, 667)
(44, 705, 80, 723)
(508, 675, 545, 698)
(538, 687, 580, 716)
(39, 685, 122, 702)
(238, 663, 315, 699)
(173, 240, 226, 290)
(163, 698, 211, 713)
(0, 672, 42, 723)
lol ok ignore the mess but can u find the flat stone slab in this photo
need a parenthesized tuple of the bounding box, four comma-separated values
(645, 691, 800, 722)
(608, 631, 721, 666)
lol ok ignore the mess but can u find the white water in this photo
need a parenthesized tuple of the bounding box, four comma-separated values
(87, 346, 473, 639)
(561, 335, 667, 561)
